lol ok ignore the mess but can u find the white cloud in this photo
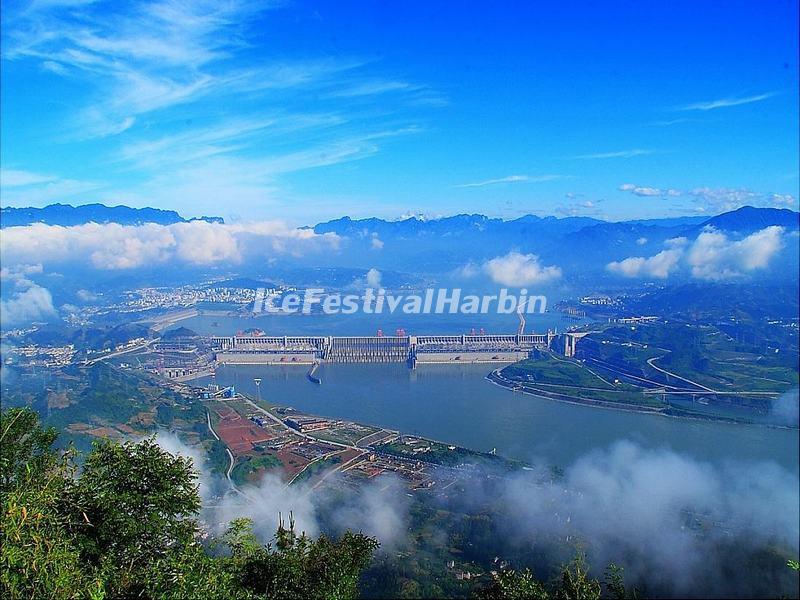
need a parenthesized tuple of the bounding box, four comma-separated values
(647, 117, 697, 127)
(483, 251, 562, 286)
(665, 236, 689, 248)
(0, 221, 340, 271)
(636, 237, 648, 245)
(769, 193, 797, 207)
(687, 226, 786, 281)
(454, 262, 481, 279)
(689, 187, 798, 212)
(151, 433, 411, 547)
(500, 440, 799, 597)
(107, 127, 422, 218)
(619, 183, 681, 197)
(554, 198, 603, 217)
(370, 234, 384, 250)
(606, 227, 788, 281)
(76, 289, 100, 302)
(606, 248, 684, 279)
(617, 184, 795, 211)
(689, 187, 761, 212)
(679, 92, 775, 111)
(0, 282, 57, 326)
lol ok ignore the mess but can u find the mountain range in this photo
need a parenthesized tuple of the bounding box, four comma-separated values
(0, 203, 224, 228)
(309, 206, 800, 275)
(1, 203, 797, 279)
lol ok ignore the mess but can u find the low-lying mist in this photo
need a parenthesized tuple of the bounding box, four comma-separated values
(155, 433, 800, 598)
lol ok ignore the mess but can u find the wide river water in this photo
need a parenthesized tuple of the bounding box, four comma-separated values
(204, 362, 799, 471)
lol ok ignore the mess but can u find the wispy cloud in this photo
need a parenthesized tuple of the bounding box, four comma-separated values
(108, 127, 423, 218)
(329, 79, 422, 98)
(0, 174, 103, 206)
(5, 1, 274, 136)
(4, 0, 435, 141)
(679, 92, 775, 111)
(2, 0, 442, 216)
(454, 174, 565, 188)
(571, 149, 654, 160)
(1, 169, 58, 187)
(117, 114, 347, 168)
(647, 117, 697, 127)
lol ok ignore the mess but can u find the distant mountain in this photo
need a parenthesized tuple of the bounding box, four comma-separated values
(624, 216, 707, 227)
(313, 213, 602, 239)
(307, 207, 800, 276)
(0, 203, 224, 228)
(691, 206, 800, 235)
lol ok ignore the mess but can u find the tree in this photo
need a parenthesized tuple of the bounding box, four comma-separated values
(475, 568, 549, 599)
(0, 408, 98, 599)
(224, 516, 379, 600)
(67, 437, 202, 596)
(0, 407, 60, 493)
(0, 407, 378, 600)
(474, 556, 634, 600)
(553, 555, 601, 600)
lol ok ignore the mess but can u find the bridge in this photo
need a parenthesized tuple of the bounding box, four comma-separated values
(211, 332, 556, 367)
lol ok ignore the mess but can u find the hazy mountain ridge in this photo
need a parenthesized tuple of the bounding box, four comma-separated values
(0, 203, 224, 228)
(309, 206, 800, 274)
(312, 207, 798, 239)
(691, 206, 799, 234)
(2, 204, 797, 279)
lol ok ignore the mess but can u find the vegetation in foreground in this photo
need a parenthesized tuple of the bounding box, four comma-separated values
(3, 407, 796, 599)
(0, 406, 639, 599)
(0, 407, 377, 599)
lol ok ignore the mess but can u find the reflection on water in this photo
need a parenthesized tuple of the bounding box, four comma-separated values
(204, 362, 799, 470)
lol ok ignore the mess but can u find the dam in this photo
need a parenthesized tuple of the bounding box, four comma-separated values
(210, 332, 556, 367)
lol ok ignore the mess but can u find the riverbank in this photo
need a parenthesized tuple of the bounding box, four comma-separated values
(486, 369, 666, 415)
(486, 369, 798, 429)
(202, 362, 799, 469)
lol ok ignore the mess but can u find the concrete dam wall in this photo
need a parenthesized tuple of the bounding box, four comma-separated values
(210, 333, 554, 366)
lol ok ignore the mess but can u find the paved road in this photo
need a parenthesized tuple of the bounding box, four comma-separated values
(205, 408, 252, 499)
(646, 355, 717, 392)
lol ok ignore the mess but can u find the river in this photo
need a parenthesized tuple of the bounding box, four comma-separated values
(166, 305, 588, 336)
(203, 362, 799, 471)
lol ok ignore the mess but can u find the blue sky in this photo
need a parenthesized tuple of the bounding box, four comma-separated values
(1, 0, 797, 224)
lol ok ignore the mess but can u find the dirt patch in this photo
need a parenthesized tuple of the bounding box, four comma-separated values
(276, 444, 312, 478)
(216, 412, 274, 455)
